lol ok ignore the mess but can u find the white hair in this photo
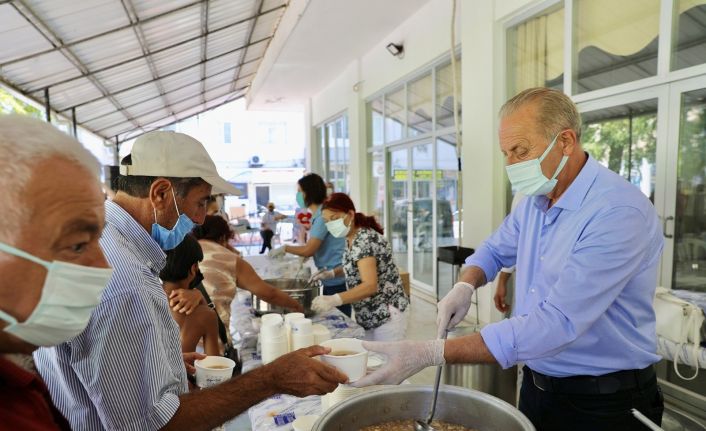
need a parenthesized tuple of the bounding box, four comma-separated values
(0, 115, 101, 245)
(499, 87, 582, 141)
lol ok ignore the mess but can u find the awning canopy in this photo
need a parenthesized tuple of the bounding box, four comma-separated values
(0, 0, 287, 143)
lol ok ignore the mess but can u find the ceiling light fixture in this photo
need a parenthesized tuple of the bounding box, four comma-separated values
(386, 42, 404, 58)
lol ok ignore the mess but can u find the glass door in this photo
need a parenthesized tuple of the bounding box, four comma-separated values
(389, 147, 410, 273)
(663, 76, 706, 293)
(411, 143, 434, 287)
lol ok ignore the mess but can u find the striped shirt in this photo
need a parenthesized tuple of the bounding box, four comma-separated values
(34, 200, 188, 430)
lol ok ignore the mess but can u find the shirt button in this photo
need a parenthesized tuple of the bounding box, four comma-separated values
(539, 256, 544, 261)
(531, 289, 536, 293)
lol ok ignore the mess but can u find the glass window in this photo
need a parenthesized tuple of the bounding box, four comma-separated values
(507, 7, 563, 96)
(369, 97, 384, 146)
(574, 0, 660, 93)
(369, 151, 386, 227)
(223, 122, 232, 144)
(436, 59, 463, 129)
(411, 143, 434, 287)
(318, 126, 327, 177)
(317, 114, 350, 194)
(673, 88, 706, 293)
(390, 148, 409, 272)
(581, 98, 658, 200)
(672, 0, 706, 71)
(437, 135, 460, 298)
(407, 72, 433, 137)
(385, 86, 405, 142)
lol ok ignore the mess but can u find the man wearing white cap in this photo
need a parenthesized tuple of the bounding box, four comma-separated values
(35, 131, 347, 430)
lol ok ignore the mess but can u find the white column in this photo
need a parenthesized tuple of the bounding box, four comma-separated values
(461, 0, 509, 325)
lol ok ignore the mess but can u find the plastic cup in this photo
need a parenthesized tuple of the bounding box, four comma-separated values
(261, 313, 283, 325)
(292, 415, 320, 431)
(194, 356, 236, 388)
(261, 320, 285, 339)
(312, 324, 331, 344)
(291, 332, 314, 350)
(291, 318, 312, 334)
(319, 338, 368, 382)
(284, 312, 305, 324)
(261, 338, 288, 364)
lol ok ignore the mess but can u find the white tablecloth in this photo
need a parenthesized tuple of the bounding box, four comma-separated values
(224, 255, 365, 430)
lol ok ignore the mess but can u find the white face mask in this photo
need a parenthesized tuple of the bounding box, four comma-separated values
(0, 242, 113, 347)
(326, 216, 351, 238)
(505, 133, 568, 196)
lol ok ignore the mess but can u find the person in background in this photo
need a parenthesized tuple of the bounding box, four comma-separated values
(0, 115, 112, 430)
(195, 215, 303, 328)
(269, 173, 351, 317)
(313, 193, 409, 341)
(259, 202, 286, 254)
(161, 234, 221, 356)
(293, 206, 311, 244)
(206, 195, 228, 221)
(35, 131, 347, 431)
(493, 191, 525, 314)
(354, 88, 664, 431)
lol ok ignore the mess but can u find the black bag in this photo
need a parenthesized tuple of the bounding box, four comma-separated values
(193, 279, 243, 376)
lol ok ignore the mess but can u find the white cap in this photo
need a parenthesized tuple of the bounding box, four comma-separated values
(119, 131, 240, 195)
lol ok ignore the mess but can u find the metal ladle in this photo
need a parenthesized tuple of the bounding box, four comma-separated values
(415, 330, 448, 431)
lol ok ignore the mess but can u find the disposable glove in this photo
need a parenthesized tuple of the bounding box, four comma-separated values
(268, 246, 287, 259)
(310, 268, 336, 282)
(436, 281, 475, 339)
(352, 339, 445, 387)
(311, 294, 342, 313)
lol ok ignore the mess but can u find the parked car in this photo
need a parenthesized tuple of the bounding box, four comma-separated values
(391, 198, 454, 250)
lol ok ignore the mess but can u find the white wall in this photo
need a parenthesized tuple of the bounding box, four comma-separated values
(307, 0, 541, 324)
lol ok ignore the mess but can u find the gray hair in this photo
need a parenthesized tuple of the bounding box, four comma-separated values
(0, 115, 101, 245)
(499, 87, 582, 141)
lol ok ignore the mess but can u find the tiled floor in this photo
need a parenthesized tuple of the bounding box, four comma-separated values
(405, 294, 439, 386)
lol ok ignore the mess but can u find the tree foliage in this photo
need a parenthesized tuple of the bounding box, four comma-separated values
(0, 87, 43, 119)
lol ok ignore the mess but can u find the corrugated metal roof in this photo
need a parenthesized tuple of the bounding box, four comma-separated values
(0, 0, 288, 143)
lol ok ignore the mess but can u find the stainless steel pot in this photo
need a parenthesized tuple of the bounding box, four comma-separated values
(312, 385, 535, 431)
(253, 278, 320, 317)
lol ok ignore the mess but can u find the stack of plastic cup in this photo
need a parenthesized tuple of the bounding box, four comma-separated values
(312, 324, 331, 344)
(291, 318, 314, 350)
(284, 312, 305, 351)
(260, 314, 287, 364)
(328, 384, 362, 407)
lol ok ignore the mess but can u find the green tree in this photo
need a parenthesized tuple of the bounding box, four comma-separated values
(0, 87, 43, 118)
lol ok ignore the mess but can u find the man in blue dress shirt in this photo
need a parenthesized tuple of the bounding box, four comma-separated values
(356, 88, 664, 430)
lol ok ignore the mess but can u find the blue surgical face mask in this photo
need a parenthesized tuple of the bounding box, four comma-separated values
(505, 134, 568, 196)
(296, 191, 306, 209)
(151, 189, 195, 250)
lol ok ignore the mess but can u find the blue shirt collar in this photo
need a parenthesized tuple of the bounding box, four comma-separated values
(104, 200, 166, 274)
(534, 153, 599, 213)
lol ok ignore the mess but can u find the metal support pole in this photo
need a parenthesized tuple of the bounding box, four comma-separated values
(72, 107, 78, 137)
(44, 88, 50, 123)
(113, 136, 120, 166)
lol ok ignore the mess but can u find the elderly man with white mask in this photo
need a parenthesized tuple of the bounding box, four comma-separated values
(356, 88, 665, 431)
(0, 115, 113, 429)
(35, 131, 347, 431)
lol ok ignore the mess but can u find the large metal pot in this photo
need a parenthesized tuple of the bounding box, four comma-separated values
(254, 278, 320, 317)
(312, 385, 535, 431)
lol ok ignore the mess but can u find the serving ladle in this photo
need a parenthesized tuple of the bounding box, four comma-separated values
(414, 330, 448, 431)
